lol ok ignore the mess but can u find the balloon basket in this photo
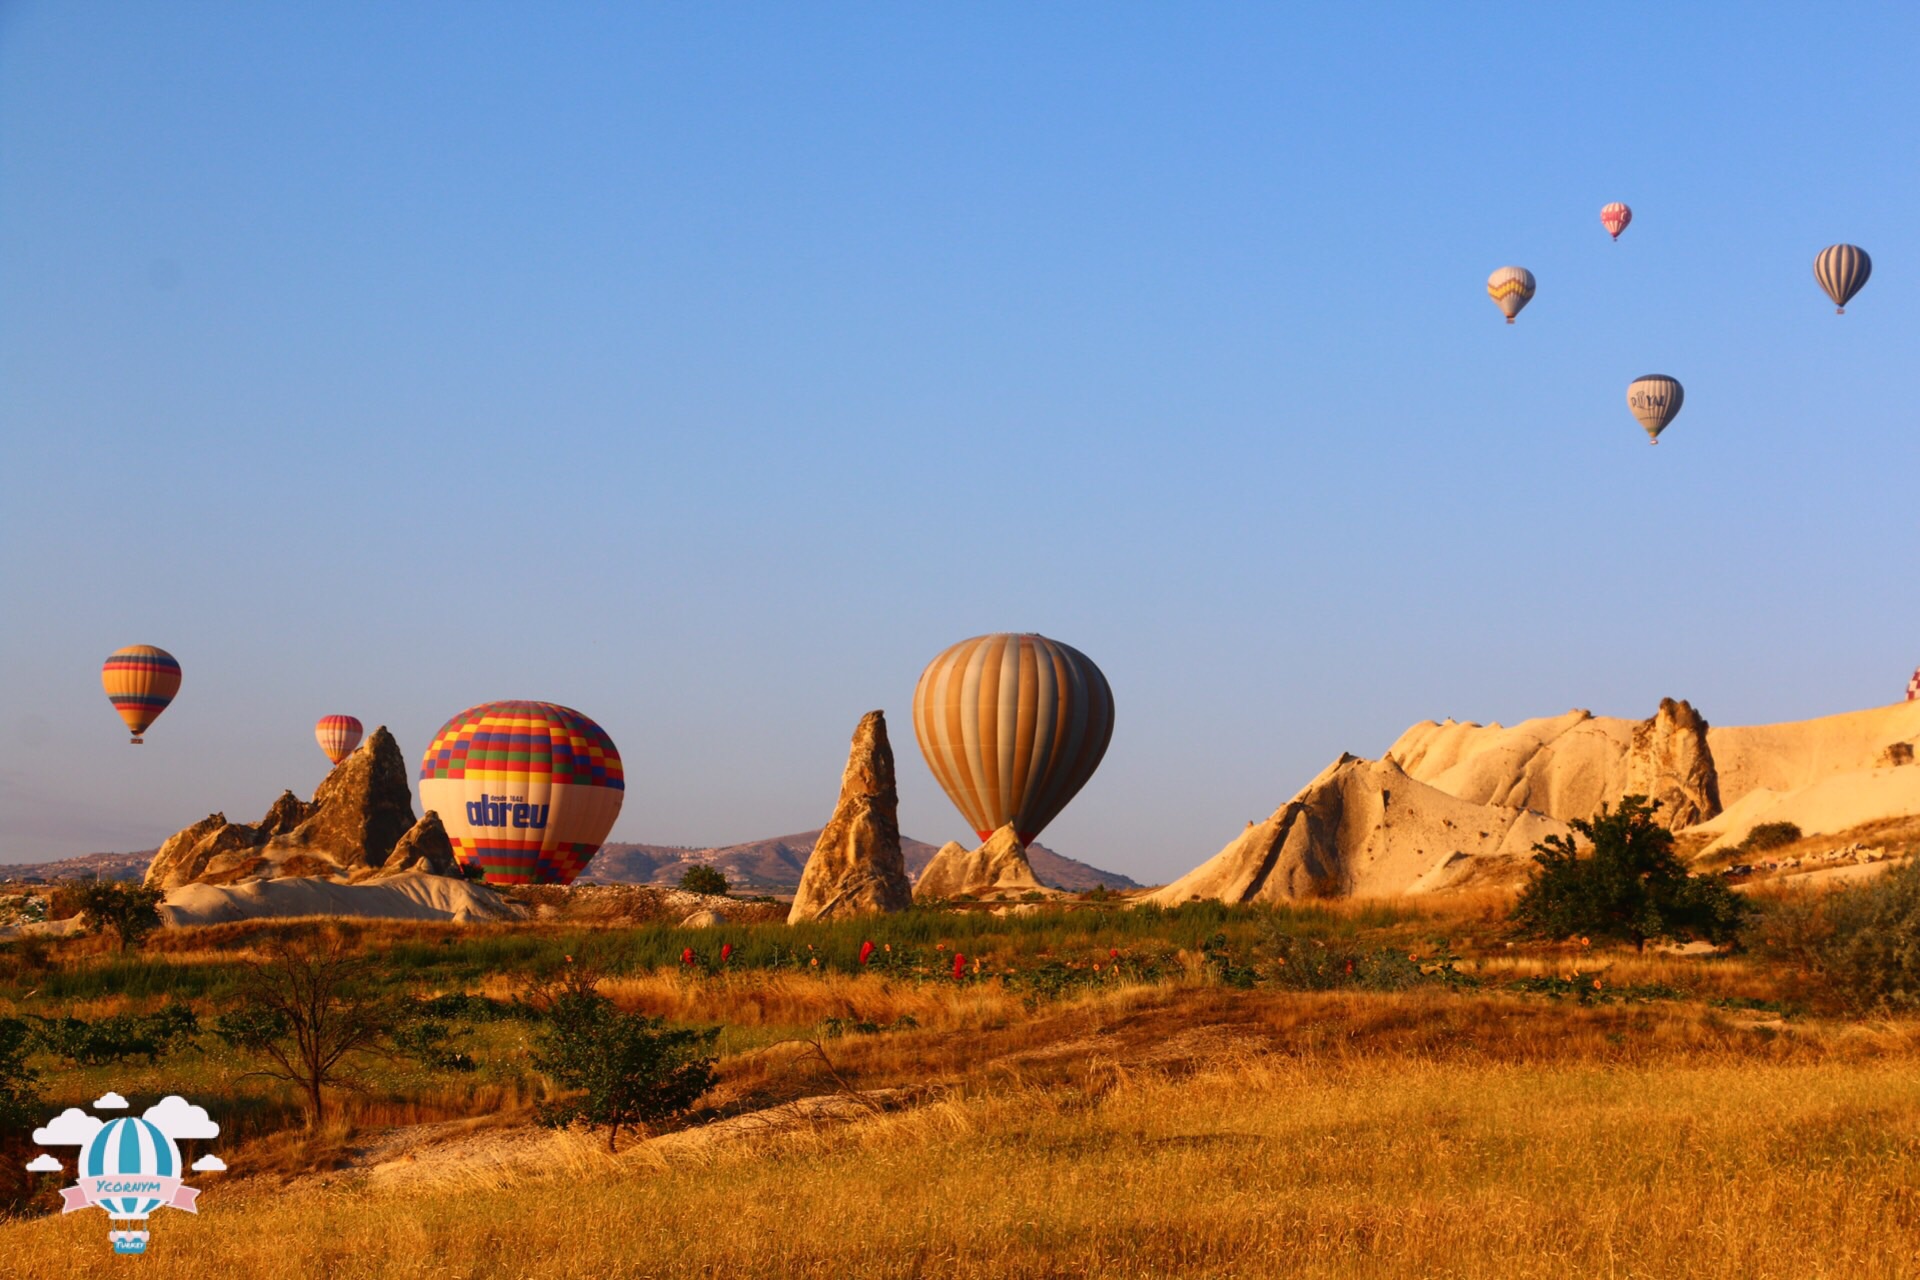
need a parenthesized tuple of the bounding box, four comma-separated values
(130, 736, 144, 745)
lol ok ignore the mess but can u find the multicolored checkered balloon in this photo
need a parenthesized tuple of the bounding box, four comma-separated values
(418, 701, 624, 885)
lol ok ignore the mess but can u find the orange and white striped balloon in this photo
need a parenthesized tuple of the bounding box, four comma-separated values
(315, 715, 364, 765)
(101, 645, 181, 744)
(1600, 202, 1632, 240)
(911, 633, 1114, 844)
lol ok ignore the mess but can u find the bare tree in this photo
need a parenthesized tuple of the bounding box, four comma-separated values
(214, 934, 398, 1130)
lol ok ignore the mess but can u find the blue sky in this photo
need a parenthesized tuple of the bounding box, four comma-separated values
(2, 4, 1916, 878)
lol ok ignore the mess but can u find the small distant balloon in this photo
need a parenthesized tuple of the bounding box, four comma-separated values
(1486, 267, 1536, 324)
(101, 646, 181, 744)
(1600, 203, 1632, 240)
(1627, 375, 1684, 445)
(1905, 667, 1919, 702)
(1814, 244, 1871, 313)
(315, 715, 363, 766)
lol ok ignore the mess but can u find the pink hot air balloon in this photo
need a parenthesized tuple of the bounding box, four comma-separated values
(314, 715, 364, 766)
(1600, 203, 1632, 240)
(1906, 668, 1920, 702)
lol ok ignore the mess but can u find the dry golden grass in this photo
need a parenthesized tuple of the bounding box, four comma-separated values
(8, 1045, 1920, 1278)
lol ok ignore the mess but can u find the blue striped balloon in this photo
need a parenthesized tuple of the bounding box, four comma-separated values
(82, 1118, 178, 1219)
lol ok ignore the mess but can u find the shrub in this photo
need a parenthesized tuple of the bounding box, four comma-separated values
(0, 1017, 41, 1131)
(526, 961, 717, 1150)
(28, 1004, 199, 1065)
(678, 866, 730, 897)
(1512, 796, 1750, 950)
(1767, 858, 1920, 1013)
(1742, 822, 1803, 854)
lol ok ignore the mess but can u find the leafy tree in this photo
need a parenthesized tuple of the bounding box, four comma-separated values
(70, 881, 165, 951)
(214, 935, 402, 1130)
(678, 865, 730, 897)
(1512, 795, 1749, 950)
(526, 961, 717, 1151)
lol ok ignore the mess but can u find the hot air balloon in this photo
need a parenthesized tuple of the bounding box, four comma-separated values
(1905, 667, 1919, 702)
(1486, 267, 1536, 323)
(314, 715, 363, 766)
(1814, 244, 1871, 313)
(418, 701, 624, 885)
(1600, 203, 1632, 240)
(911, 633, 1114, 845)
(101, 646, 181, 744)
(1627, 375, 1684, 445)
(77, 1116, 187, 1255)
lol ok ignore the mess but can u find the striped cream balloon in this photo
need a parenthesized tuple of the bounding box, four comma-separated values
(911, 633, 1114, 844)
(1600, 202, 1632, 240)
(101, 645, 181, 744)
(1627, 374, 1684, 445)
(1814, 244, 1871, 313)
(315, 715, 364, 765)
(1486, 266, 1535, 323)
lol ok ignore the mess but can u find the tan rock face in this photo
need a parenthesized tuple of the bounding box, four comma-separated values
(144, 727, 462, 893)
(1149, 755, 1567, 905)
(913, 825, 1052, 901)
(787, 711, 914, 924)
(1625, 697, 1721, 829)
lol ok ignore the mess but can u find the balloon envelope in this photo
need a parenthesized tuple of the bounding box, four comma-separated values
(1906, 667, 1919, 702)
(1486, 266, 1535, 322)
(1814, 244, 1871, 313)
(82, 1117, 179, 1220)
(911, 633, 1114, 844)
(1627, 375, 1684, 444)
(418, 701, 623, 885)
(101, 646, 181, 744)
(315, 715, 364, 765)
(1600, 202, 1632, 239)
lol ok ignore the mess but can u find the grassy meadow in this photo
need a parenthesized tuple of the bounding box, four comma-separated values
(4, 889, 1920, 1277)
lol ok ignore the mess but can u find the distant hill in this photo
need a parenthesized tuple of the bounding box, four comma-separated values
(581, 832, 1140, 893)
(3, 836, 1139, 894)
(0, 851, 155, 883)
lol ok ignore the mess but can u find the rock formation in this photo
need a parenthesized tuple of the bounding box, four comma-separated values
(145, 726, 459, 891)
(913, 825, 1055, 901)
(787, 711, 914, 924)
(1149, 755, 1566, 905)
(1624, 698, 1720, 828)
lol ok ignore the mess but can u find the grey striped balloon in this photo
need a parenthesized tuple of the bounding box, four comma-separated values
(912, 633, 1114, 844)
(1627, 375, 1684, 445)
(1814, 244, 1871, 313)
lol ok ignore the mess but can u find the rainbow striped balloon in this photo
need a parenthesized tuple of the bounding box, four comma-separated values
(418, 701, 624, 885)
(101, 646, 181, 744)
(82, 1117, 179, 1220)
(911, 633, 1114, 845)
(315, 715, 364, 765)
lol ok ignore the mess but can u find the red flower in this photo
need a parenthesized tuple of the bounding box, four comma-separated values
(1109, 948, 1120, 959)
(681, 947, 695, 966)
(952, 952, 966, 980)
(859, 940, 875, 965)
(720, 942, 733, 963)
(1344, 959, 1354, 976)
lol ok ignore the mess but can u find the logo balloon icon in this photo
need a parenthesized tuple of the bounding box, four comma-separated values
(101, 645, 181, 744)
(315, 715, 364, 765)
(69, 1117, 199, 1254)
(911, 633, 1114, 845)
(418, 701, 625, 884)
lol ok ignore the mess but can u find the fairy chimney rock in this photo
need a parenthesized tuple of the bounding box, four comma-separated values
(913, 824, 1052, 902)
(1625, 697, 1721, 829)
(787, 711, 914, 923)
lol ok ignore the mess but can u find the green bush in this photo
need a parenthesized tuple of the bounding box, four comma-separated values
(1742, 822, 1803, 854)
(527, 962, 718, 1150)
(1770, 858, 1920, 1013)
(28, 1004, 199, 1065)
(1511, 796, 1750, 950)
(678, 866, 730, 897)
(0, 1017, 41, 1131)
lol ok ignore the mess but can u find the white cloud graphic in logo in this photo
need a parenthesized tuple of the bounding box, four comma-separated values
(92, 1091, 129, 1110)
(32, 1108, 103, 1146)
(25, 1154, 63, 1173)
(191, 1155, 227, 1172)
(144, 1095, 220, 1141)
